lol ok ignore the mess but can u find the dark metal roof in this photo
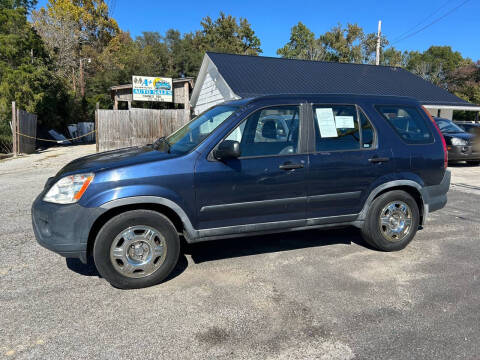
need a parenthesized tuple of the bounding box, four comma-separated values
(207, 52, 473, 107)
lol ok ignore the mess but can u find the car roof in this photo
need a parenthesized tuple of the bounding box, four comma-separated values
(223, 93, 420, 107)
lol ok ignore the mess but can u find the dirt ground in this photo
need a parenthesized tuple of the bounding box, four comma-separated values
(1, 145, 479, 359)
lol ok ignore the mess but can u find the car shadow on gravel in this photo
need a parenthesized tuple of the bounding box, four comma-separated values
(185, 227, 372, 264)
(65, 254, 189, 281)
(64, 228, 369, 278)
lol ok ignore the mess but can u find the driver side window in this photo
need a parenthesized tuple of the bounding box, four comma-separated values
(225, 105, 300, 157)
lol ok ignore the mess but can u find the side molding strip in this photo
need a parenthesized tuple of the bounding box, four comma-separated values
(200, 196, 305, 214)
(308, 191, 361, 203)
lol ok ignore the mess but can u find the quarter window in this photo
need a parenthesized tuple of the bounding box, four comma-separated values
(359, 110, 375, 149)
(225, 105, 300, 157)
(376, 105, 433, 144)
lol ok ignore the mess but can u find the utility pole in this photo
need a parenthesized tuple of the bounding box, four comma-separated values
(79, 58, 91, 98)
(72, 68, 76, 95)
(80, 58, 85, 98)
(375, 20, 382, 66)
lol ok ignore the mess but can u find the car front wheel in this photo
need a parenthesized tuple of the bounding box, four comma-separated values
(361, 190, 420, 251)
(93, 210, 180, 289)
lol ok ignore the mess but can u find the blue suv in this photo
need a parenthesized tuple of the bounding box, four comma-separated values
(32, 94, 450, 289)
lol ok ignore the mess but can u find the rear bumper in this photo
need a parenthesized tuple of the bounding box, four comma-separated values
(448, 145, 480, 162)
(32, 195, 105, 263)
(422, 170, 450, 216)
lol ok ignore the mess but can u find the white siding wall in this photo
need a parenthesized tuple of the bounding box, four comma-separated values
(195, 72, 226, 114)
(193, 59, 239, 115)
(439, 109, 454, 120)
(425, 107, 454, 120)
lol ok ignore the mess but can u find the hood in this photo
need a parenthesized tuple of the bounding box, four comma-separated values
(442, 132, 474, 141)
(56, 146, 179, 177)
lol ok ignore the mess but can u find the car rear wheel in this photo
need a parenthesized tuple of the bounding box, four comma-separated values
(93, 210, 180, 289)
(361, 190, 420, 251)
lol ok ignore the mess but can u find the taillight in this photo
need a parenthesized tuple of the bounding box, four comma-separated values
(422, 106, 448, 169)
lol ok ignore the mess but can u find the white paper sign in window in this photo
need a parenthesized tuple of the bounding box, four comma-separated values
(335, 116, 355, 129)
(315, 108, 338, 138)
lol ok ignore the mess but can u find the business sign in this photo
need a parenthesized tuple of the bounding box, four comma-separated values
(132, 76, 173, 102)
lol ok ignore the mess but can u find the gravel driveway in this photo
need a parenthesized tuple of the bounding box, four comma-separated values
(1, 145, 479, 359)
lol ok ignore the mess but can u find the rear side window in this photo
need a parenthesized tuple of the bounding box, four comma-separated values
(313, 105, 375, 151)
(376, 105, 433, 144)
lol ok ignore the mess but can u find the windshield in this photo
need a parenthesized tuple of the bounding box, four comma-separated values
(163, 105, 239, 154)
(435, 119, 465, 133)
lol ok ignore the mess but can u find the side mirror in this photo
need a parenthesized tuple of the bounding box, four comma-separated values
(213, 140, 240, 160)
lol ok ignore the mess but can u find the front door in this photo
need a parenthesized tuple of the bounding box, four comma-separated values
(194, 104, 308, 231)
(307, 103, 393, 220)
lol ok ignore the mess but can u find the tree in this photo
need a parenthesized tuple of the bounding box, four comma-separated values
(0, 0, 37, 12)
(32, 0, 119, 95)
(277, 22, 325, 60)
(277, 22, 386, 63)
(449, 61, 480, 120)
(0, 7, 69, 152)
(405, 46, 469, 89)
(381, 47, 408, 67)
(199, 12, 262, 55)
(32, 8, 86, 80)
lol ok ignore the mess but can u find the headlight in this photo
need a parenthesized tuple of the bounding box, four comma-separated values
(43, 173, 94, 204)
(451, 137, 467, 146)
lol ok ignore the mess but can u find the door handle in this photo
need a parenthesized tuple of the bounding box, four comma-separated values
(368, 157, 390, 163)
(279, 162, 304, 170)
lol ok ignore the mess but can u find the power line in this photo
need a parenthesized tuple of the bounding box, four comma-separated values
(390, 0, 452, 43)
(391, 0, 471, 45)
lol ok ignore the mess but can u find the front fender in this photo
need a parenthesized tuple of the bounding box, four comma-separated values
(79, 185, 198, 241)
(98, 195, 198, 241)
(82, 184, 186, 210)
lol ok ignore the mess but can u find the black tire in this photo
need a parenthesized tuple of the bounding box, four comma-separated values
(93, 210, 180, 289)
(361, 190, 420, 251)
(466, 160, 480, 166)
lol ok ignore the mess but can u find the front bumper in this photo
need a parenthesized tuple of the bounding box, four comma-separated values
(421, 170, 451, 216)
(32, 195, 106, 263)
(448, 145, 480, 162)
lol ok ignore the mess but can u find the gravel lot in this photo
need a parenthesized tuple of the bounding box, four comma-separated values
(1, 145, 479, 359)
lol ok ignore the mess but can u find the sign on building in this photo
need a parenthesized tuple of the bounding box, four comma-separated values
(132, 76, 173, 102)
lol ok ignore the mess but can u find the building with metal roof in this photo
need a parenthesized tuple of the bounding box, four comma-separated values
(190, 52, 480, 119)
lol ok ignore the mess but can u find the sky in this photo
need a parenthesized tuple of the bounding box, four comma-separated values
(36, 0, 480, 60)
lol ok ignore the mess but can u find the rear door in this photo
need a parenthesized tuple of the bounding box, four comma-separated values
(306, 103, 394, 220)
(376, 104, 444, 186)
(194, 103, 309, 230)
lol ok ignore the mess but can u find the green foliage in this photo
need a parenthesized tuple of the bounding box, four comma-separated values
(277, 22, 322, 60)
(277, 22, 387, 63)
(199, 12, 261, 56)
(381, 47, 408, 67)
(0, 0, 37, 12)
(404, 46, 469, 89)
(0, 7, 69, 151)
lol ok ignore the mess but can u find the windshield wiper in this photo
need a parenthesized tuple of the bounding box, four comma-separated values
(153, 137, 171, 153)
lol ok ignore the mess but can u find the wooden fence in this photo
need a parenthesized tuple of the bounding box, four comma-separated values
(11, 102, 37, 155)
(96, 108, 191, 152)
